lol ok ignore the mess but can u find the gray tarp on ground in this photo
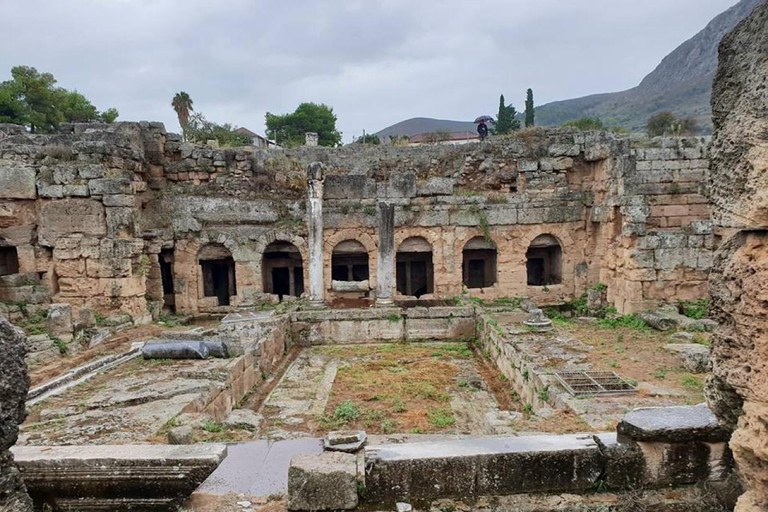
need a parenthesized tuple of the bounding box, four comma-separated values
(142, 340, 222, 360)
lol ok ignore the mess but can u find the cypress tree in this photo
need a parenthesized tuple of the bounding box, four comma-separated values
(525, 88, 535, 128)
(495, 94, 520, 135)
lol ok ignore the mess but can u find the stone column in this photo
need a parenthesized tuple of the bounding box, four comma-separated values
(307, 162, 325, 308)
(376, 202, 395, 306)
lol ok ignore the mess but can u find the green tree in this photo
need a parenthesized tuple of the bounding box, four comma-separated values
(265, 102, 342, 147)
(494, 94, 520, 135)
(647, 111, 696, 137)
(99, 108, 119, 124)
(524, 88, 535, 128)
(185, 112, 252, 147)
(0, 66, 117, 132)
(355, 134, 380, 145)
(171, 91, 194, 141)
(562, 117, 605, 131)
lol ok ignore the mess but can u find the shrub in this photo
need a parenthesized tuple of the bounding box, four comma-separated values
(333, 401, 361, 423)
(679, 299, 709, 320)
(427, 408, 455, 428)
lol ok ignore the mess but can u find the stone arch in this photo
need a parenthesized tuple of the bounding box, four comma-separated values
(331, 240, 369, 282)
(0, 238, 19, 276)
(197, 243, 236, 306)
(262, 240, 305, 300)
(526, 234, 563, 286)
(462, 236, 498, 289)
(323, 230, 377, 292)
(254, 232, 308, 295)
(395, 236, 434, 298)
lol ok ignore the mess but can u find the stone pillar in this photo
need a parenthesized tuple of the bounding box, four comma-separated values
(376, 202, 395, 306)
(305, 132, 319, 147)
(307, 162, 325, 308)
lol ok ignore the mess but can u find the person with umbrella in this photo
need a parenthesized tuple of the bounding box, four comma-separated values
(475, 115, 493, 141)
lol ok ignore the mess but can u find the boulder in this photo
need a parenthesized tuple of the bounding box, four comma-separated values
(0, 318, 34, 510)
(288, 452, 358, 511)
(222, 409, 262, 432)
(47, 304, 74, 342)
(664, 344, 712, 373)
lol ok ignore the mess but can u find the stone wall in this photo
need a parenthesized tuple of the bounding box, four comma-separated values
(707, 2, 768, 511)
(0, 122, 715, 321)
(0, 318, 33, 510)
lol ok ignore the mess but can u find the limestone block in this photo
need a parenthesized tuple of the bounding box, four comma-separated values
(364, 435, 603, 503)
(46, 304, 73, 342)
(418, 177, 454, 196)
(325, 175, 376, 199)
(102, 194, 135, 207)
(387, 172, 416, 198)
(39, 199, 106, 245)
(11, 444, 226, 512)
(288, 452, 358, 511)
(38, 183, 65, 198)
(105, 207, 137, 237)
(664, 344, 711, 373)
(584, 143, 611, 162)
(77, 164, 106, 179)
(222, 409, 262, 431)
(548, 143, 581, 157)
(518, 159, 538, 172)
(617, 404, 729, 443)
(88, 178, 132, 195)
(0, 165, 36, 199)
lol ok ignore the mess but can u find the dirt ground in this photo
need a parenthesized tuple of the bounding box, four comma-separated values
(559, 321, 707, 402)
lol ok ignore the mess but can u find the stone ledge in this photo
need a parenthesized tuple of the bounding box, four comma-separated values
(363, 434, 603, 503)
(617, 404, 730, 443)
(11, 444, 227, 512)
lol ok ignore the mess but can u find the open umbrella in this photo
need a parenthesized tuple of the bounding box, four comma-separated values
(474, 115, 494, 124)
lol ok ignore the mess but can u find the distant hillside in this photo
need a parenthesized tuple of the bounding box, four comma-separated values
(375, 117, 477, 139)
(535, 0, 763, 133)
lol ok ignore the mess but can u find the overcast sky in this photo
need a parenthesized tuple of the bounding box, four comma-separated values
(0, 0, 738, 142)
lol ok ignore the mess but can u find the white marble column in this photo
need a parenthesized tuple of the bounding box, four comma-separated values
(307, 162, 325, 307)
(376, 202, 395, 306)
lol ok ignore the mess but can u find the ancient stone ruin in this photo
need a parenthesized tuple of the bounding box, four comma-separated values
(0, 4, 766, 511)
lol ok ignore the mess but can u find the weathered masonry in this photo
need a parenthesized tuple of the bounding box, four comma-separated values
(0, 122, 714, 322)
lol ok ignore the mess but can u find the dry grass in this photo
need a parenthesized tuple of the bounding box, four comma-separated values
(559, 322, 706, 402)
(316, 344, 474, 434)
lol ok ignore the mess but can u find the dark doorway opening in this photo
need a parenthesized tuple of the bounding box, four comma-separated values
(396, 237, 434, 298)
(526, 235, 563, 286)
(0, 245, 19, 276)
(462, 237, 498, 289)
(263, 241, 304, 300)
(160, 249, 175, 311)
(199, 244, 237, 306)
(331, 240, 369, 282)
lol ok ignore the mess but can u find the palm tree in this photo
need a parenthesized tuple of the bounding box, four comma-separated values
(171, 92, 194, 141)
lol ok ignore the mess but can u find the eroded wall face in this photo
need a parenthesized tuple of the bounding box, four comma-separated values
(707, 2, 768, 510)
(0, 122, 713, 319)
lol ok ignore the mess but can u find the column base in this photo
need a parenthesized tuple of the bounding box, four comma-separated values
(375, 298, 394, 308)
(307, 299, 326, 309)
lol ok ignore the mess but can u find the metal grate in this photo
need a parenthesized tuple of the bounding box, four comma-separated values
(554, 371, 637, 397)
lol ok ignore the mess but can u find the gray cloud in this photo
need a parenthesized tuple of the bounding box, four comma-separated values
(0, 0, 737, 141)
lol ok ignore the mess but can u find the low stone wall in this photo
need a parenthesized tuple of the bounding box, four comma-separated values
(475, 313, 556, 411)
(358, 405, 730, 506)
(181, 315, 289, 422)
(290, 306, 476, 345)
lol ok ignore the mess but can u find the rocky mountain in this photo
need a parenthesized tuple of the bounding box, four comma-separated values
(374, 117, 477, 140)
(534, 0, 764, 133)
